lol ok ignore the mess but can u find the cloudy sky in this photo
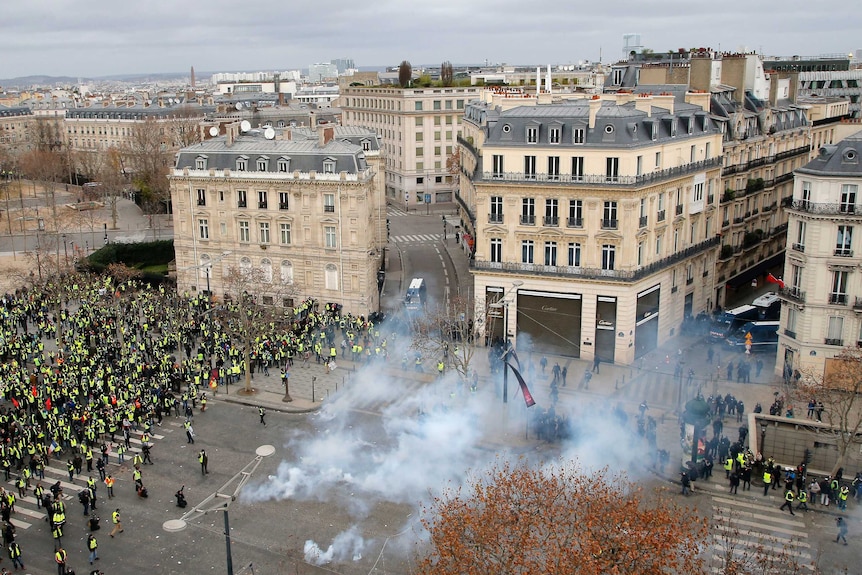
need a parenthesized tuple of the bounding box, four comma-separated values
(2, 0, 860, 79)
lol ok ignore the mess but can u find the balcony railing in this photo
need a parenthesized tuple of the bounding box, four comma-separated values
(657, 210, 666, 222)
(279, 203, 289, 210)
(790, 200, 862, 215)
(639, 215, 648, 228)
(520, 214, 536, 225)
(237, 200, 247, 208)
(686, 277, 694, 285)
(324, 205, 335, 213)
(733, 216, 745, 224)
(197, 199, 206, 206)
(707, 194, 714, 205)
(722, 220, 730, 228)
(778, 286, 806, 303)
(791, 243, 805, 253)
(675, 205, 684, 216)
(471, 236, 720, 283)
(489, 213, 503, 224)
(566, 217, 583, 228)
(854, 297, 862, 310)
(721, 145, 811, 177)
(258, 201, 268, 209)
(829, 293, 848, 305)
(834, 248, 853, 257)
(601, 219, 618, 229)
(784, 328, 797, 339)
(543, 216, 559, 227)
(825, 338, 844, 346)
(479, 157, 721, 186)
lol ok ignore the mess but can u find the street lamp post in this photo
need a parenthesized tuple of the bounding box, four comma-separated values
(760, 422, 767, 455)
(163, 445, 275, 575)
(496, 280, 524, 404)
(62, 234, 68, 267)
(205, 265, 211, 295)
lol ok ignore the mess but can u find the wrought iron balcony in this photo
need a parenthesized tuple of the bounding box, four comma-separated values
(675, 205, 684, 215)
(543, 216, 559, 227)
(237, 200, 247, 208)
(488, 213, 503, 224)
(639, 216, 648, 228)
(520, 214, 536, 225)
(825, 338, 844, 346)
(834, 248, 853, 257)
(566, 217, 583, 228)
(601, 219, 618, 229)
(279, 203, 289, 210)
(791, 243, 805, 253)
(258, 201, 268, 209)
(854, 297, 862, 310)
(657, 210, 666, 222)
(790, 200, 862, 215)
(829, 293, 848, 305)
(778, 286, 806, 303)
(784, 328, 796, 339)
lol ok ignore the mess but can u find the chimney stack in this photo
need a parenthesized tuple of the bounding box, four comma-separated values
(318, 125, 334, 147)
(588, 96, 602, 129)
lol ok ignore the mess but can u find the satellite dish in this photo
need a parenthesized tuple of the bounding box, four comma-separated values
(209, 126, 219, 137)
(240, 120, 251, 132)
(264, 127, 275, 140)
(236, 102, 243, 111)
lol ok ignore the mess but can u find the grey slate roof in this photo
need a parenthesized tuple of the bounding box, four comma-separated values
(174, 126, 379, 175)
(796, 130, 862, 177)
(475, 100, 718, 148)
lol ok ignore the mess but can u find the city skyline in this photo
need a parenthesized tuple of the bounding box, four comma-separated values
(2, 0, 861, 80)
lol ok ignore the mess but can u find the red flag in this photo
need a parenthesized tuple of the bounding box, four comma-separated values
(11, 398, 18, 409)
(766, 273, 785, 289)
(45, 398, 52, 411)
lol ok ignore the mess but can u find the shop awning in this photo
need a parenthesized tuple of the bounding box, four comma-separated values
(725, 252, 784, 288)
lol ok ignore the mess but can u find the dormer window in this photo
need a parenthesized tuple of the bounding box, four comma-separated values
(687, 117, 694, 134)
(322, 158, 336, 174)
(548, 126, 561, 144)
(195, 156, 207, 170)
(669, 120, 677, 138)
(360, 139, 371, 151)
(256, 157, 268, 171)
(237, 156, 248, 171)
(277, 157, 290, 172)
(651, 122, 658, 141)
(526, 126, 538, 144)
(573, 127, 585, 144)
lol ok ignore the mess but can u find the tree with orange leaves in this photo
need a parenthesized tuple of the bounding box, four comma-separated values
(416, 460, 707, 575)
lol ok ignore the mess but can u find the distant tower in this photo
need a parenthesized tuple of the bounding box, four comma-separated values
(623, 33, 643, 58)
(190, 66, 196, 88)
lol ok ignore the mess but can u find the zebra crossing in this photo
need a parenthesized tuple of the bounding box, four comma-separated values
(614, 370, 682, 409)
(386, 206, 409, 216)
(3, 428, 166, 530)
(390, 233, 443, 244)
(709, 493, 812, 571)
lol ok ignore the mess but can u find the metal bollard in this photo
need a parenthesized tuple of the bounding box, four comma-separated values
(312, 376, 317, 402)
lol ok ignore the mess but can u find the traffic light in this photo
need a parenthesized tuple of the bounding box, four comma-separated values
(386, 218, 390, 239)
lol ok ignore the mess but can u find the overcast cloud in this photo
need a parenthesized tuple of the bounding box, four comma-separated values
(1, 0, 860, 79)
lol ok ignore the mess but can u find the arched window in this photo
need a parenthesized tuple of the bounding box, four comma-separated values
(325, 264, 338, 291)
(240, 256, 252, 277)
(280, 260, 293, 284)
(260, 258, 272, 283)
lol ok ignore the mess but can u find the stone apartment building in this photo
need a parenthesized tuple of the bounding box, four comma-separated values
(339, 85, 482, 209)
(169, 122, 385, 317)
(778, 131, 862, 376)
(458, 91, 723, 364)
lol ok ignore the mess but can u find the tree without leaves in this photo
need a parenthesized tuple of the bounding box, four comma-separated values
(786, 347, 862, 475)
(441, 61, 454, 87)
(124, 117, 172, 213)
(398, 61, 413, 88)
(712, 509, 808, 575)
(416, 460, 708, 575)
(445, 147, 461, 190)
(407, 294, 476, 382)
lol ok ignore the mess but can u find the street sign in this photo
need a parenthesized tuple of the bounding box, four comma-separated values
(424, 193, 431, 203)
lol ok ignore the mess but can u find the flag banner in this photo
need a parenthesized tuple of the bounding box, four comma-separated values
(766, 273, 785, 289)
(505, 356, 536, 408)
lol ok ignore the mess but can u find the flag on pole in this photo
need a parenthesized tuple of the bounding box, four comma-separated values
(504, 349, 536, 408)
(766, 273, 785, 289)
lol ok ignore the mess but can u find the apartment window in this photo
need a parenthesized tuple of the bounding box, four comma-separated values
(195, 157, 207, 170)
(280, 223, 291, 244)
(801, 181, 812, 208)
(258, 191, 268, 209)
(573, 127, 585, 144)
(324, 226, 337, 248)
(637, 242, 644, 266)
(277, 157, 290, 172)
(636, 155, 643, 176)
(571, 156, 584, 181)
(548, 156, 560, 181)
(325, 264, 338, 290)
(196, 189, 206, 206)
(655, 233, 663, 256)
(521, 240, 535, 264)
(198, 218, 209, 240)
(259, 222, 270, 244)
(786, 307, 797, 335)
(237, 190, 247, 208)
(490, 196, 503, 223)
(260, 259, 273, 283)
(690, 222, 697, 243)
(601, 245, 616, 271)
(278, 192, 289, 210)
(280, 260, 293, 284)
(605, 157, 619, 182)
(324, 193, 335, 213)
(602, 201, 618, 228)
(790, 264, 803, 290)
(417, 177, 424, 185)
(549, 127, 561, 144)
(235, 157, 248, 171)
(521, 198, 535, 225)
(415, 117, 423, 127)
(492, 155, 504, 178)
(657, 192, 665, 221)
(544, 241, 558, 266)
(415, 133, 423, 142)
(831, 271, 849, 304)
(238, 221, 250, 243)
(219, 191, 225, 202)
(655, 151, 661, 168)
(693, 182, 704, 202)
(414, 102, 423, 111)
(673, 229, 679, 251)
(490, 238, 502, 263)
(840, 184, 857, 213)
(544, 198, 559, 226)
(257, 158, 268, 171)
(568, 199, 583, 227)
(827, 316, 844, 344)
(416, 147, 424, 157)
(433, 100, 441, 110)
(323, 159, 336, 174)
(445, 100, 453, 110)
(526, 126, 538, 143)
(705, 216, 712, 237)
(568, 242, 581, 267)
(690, 145, 696, 163)
(524, 156, 537, 179)
(791, 221, 806, 253)
(837, 225, 853, 255)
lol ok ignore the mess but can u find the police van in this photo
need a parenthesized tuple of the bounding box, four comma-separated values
(726, 320, 779, 351)
(404, 278, 426, 311)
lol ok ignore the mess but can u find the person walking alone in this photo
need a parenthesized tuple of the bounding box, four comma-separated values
(109, 509, 123, 538)
(87, 533, 99, 564)
(779, 488, 796, 515)
(7, 540, 23, 571)
(259, 407, 266, 426)
(836, 516, 848, 545)
(199, 449, 209, 475)
(54, 546, 66, 574)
